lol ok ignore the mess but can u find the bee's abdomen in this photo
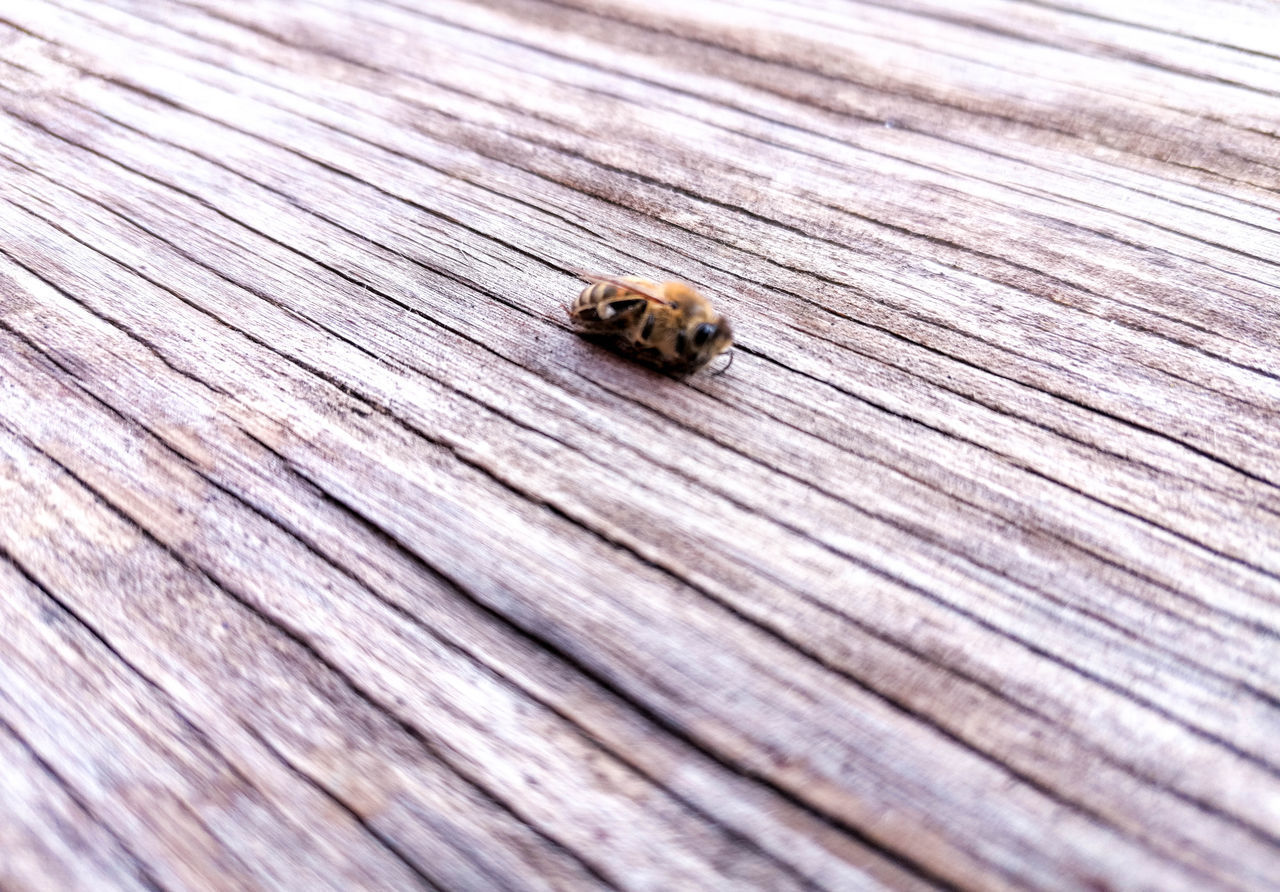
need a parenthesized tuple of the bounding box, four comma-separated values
(572, 281, 653, 333)
(572, 282, 621, 320)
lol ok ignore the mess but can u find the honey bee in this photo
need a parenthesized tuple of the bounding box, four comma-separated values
(566, 270, 734, 374)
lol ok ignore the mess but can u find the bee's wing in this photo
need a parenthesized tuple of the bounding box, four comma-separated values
(568, 268, 673, 306)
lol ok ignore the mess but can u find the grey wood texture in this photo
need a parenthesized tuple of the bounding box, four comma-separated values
(1, 0, 1278, 889)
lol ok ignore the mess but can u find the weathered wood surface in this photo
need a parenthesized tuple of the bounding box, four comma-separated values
(1, 0, 1278, 888)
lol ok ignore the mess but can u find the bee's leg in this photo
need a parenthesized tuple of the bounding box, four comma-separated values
(639, 312, 656, 344)
(574, 298, 646, 334)
(598, 297, 646, 322)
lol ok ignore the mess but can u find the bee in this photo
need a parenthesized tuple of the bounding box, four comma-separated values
(566, 270, 734, 374)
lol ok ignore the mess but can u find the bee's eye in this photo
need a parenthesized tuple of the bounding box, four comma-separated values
(693, 322, 716, 347)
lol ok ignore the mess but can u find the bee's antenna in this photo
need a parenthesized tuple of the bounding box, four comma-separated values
(710, 350, 734, 376)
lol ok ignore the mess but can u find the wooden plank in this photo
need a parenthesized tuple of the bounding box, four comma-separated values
(1, 0, 1277, 888)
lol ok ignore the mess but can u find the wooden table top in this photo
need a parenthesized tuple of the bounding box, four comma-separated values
(1, 1, 1277, 888)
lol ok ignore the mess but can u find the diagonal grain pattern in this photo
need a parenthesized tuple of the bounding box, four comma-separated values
(1, 0, 1278, 888)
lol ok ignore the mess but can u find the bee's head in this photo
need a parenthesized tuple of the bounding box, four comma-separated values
(680, 315, 734, 371)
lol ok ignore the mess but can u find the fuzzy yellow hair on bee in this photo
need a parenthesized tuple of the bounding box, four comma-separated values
(566, 269, 733, 374)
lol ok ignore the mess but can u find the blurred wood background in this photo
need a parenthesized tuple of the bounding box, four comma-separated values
(2, 0, 1278, 889)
